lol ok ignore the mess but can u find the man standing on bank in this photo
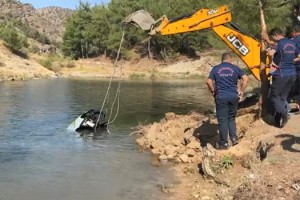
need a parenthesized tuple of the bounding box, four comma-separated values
(291, 25, 300, 103)
(266, 28, 297, 128)
(206, 52, 248, 150)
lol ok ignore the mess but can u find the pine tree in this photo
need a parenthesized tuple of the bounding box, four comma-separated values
(62, 0, 297, 59)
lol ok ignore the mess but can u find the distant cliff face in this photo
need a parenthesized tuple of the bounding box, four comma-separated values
(0, 0, 73, 43)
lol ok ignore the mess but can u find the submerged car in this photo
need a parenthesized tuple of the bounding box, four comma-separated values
(68, 109, 107, 134)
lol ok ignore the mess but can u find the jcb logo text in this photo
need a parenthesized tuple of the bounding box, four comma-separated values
(207, 9, 218, 15)
(227, 33, 249, 56)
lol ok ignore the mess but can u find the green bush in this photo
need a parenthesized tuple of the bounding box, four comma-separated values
(14, 20, 50, 44)
(38, 58, 53, 69)
(0, 24, 28, 52)
(65, 61, 76, 68)
(129, 73, 146, 80)
(30, 44, 40, 54)
(220, 155, 233, 169)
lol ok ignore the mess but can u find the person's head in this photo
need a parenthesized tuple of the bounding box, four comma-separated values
(221, 52, 233, 63)
(292, 24, 300, 37)
(269, 28, 285, 41)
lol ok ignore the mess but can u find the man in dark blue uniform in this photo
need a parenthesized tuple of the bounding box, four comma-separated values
(206, 53, 248, 150)
(291, 25, 300, 103)
(266, 28, 297, 128)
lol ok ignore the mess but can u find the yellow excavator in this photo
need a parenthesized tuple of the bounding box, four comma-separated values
(124, 5, 266, 80)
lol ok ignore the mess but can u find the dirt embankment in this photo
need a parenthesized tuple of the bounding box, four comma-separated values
(133, 102, 300, 200)
(0, 50, 224, 81)
(0, 42, 56, 81)
(0, 44, 245, 82)
(57, 50, 255, 83)
(58, 51, 238, 80)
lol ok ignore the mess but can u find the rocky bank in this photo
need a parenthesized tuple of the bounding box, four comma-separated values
(133, 101, 300, 200)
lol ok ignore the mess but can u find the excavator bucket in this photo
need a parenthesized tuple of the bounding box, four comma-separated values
(123, 10, 155, 31)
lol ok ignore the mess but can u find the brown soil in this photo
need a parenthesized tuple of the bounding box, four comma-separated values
(0, 41, 248, 83)
(58, 51, 236, 80)
(0, 47, 223, 81)
(0, 41, 56, 81)
(133, 102, 300, 200)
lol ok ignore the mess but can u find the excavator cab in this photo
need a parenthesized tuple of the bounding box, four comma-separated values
(124, 6, 268, 80)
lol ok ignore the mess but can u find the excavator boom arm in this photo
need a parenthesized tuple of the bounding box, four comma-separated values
(155, 6, 262, 80)
(212, 25, 261, 80)
(124, 5, 267, 80)
(157, 6, 232, 35)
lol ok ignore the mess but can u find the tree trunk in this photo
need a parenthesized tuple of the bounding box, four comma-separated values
(259, 0, 270, 118)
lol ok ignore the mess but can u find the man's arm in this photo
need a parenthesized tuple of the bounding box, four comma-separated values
(206, 78, 215, 96)
(294, 54, 300, 62)
(238, 75, 249, 99)
(262, 33, 276, 46)
(266, 48, 276, 58)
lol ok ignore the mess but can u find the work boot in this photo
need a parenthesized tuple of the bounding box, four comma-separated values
(274, 113, 282, 128)
(231, 137, 239, 146)
(215, 142, 229, 150)
(280, 114, 291, 128)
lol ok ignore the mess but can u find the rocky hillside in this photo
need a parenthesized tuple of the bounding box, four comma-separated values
(0, 0, 73, 43)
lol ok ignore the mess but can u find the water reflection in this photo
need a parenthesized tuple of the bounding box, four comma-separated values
(0, 78, 212, 200)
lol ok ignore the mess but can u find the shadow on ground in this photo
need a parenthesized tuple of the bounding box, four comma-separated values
(193, 93, 261, 148)
(238, 90, 260, 109)
(193, 119, 218, 147)
(275, 134, 300, 153)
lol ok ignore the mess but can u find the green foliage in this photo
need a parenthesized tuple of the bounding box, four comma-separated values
(220, 155, 234, 169)
(14, 20, 50, 44)
(129, 73, 146, 79)
(64, 61, 76, 68)
(62, 2, 109, 59)
(38, 58, 53, 69)
(37, 54, 76, 71)
(0, 23, 28, 52)
(62, 0, 298, 60)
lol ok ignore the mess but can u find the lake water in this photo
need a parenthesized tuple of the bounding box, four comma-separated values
(0, 79, 212, 200)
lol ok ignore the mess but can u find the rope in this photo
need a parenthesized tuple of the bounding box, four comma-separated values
(94, 28, 125, 131)
(107, 61, 122, 125)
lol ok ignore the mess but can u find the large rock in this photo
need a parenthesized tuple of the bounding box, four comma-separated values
(165, 112, 177, 121)
(136, 137, 147, 147)
(179, 154, 189, 163)
(151, 148, 161, 155)
(150, 139, 164, 149)
(171, 139, 182, 147)
(159, 155, 168, 161)
(165, 144, 177, 156)
(146, 123, 159, 141)
(185, 149, 196, 157)
(176, 147, 186, 155)
(167, 154, 175, 160)
(187, 141, 200, 149)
